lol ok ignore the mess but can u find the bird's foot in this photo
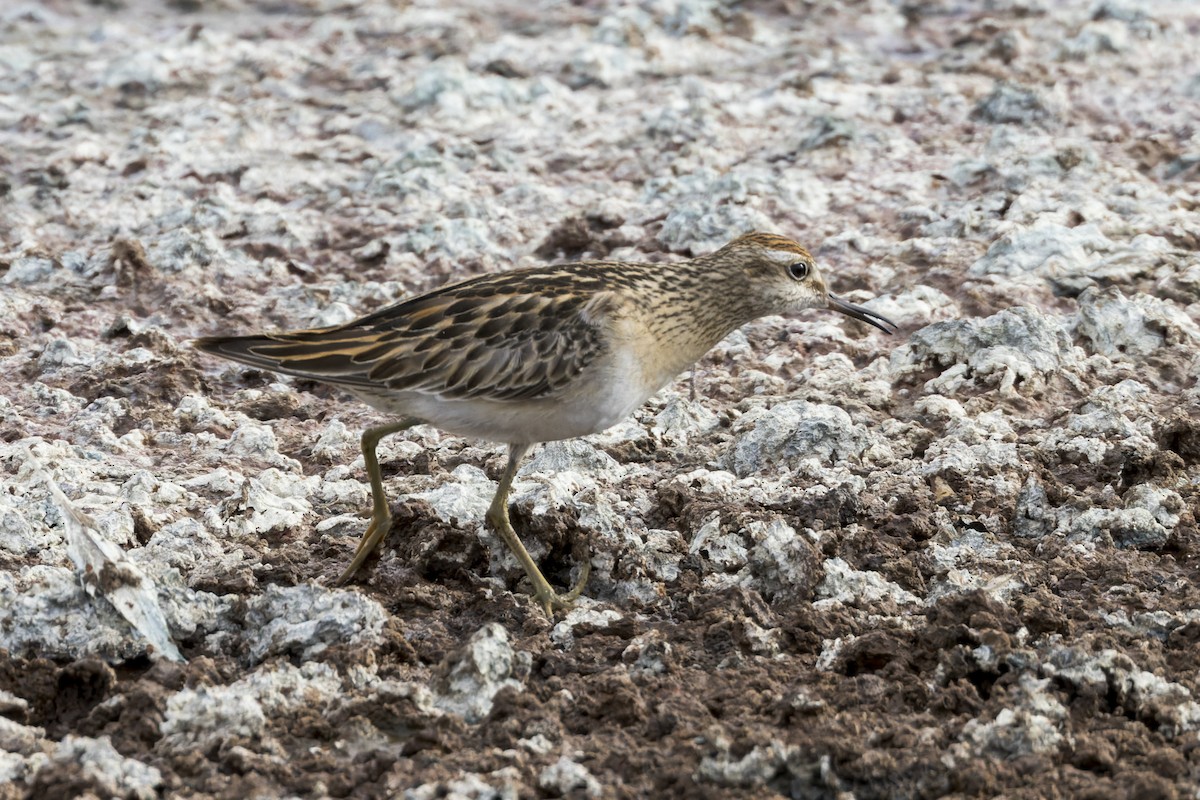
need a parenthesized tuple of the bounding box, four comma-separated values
(336, 511, 393, 585)
(529, 553, 591, 617)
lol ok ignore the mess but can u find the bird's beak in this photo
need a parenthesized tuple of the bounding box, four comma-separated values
(827, 294, 897, 334)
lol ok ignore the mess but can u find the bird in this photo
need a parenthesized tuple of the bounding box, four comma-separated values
(194, 232, 896, 615)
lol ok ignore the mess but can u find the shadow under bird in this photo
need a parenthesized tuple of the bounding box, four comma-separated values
(195, 232, 897, 615)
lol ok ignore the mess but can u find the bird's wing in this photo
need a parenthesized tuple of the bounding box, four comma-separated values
(195, 269, 619, 402)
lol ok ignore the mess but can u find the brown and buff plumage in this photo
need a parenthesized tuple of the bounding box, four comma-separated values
(195, 232, 895, 615)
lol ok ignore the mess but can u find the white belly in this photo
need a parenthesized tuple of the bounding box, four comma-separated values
(345, 307, 713, 444)
(349, 339, 666, 444)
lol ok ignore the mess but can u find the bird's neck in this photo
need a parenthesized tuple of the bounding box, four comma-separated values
(636, 257, 761, 372)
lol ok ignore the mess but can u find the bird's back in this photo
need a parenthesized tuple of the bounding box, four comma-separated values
(194, 260, 661, 404)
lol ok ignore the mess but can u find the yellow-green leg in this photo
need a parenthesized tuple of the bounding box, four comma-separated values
(336, 417, 420, 584)
(486, 443, 591, 616)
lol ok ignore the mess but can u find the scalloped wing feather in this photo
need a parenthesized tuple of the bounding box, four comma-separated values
(195, 271, 620, 403)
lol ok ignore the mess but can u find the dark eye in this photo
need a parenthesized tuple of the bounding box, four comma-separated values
(787, 261, 810, 280)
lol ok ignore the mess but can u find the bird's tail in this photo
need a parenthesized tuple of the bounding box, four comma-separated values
(193, 330, 385, 386)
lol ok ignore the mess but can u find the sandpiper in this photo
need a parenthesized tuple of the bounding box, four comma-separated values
(195, 232, 896, 614)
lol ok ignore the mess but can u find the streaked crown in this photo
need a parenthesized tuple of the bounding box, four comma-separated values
(724, 231, 814, 260)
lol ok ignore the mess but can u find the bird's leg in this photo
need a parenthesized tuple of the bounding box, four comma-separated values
(336, 417, 420, 584)
(486, 443, 591, 616)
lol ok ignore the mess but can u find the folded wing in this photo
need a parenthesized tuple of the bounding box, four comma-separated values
(195, 272, 615, 402)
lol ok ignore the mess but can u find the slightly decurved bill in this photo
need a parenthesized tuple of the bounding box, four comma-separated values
(827, 294, 898, 334)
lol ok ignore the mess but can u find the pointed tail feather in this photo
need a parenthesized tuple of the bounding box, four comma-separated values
(193, 335, 292, 371)
(193, 334, 378, 385)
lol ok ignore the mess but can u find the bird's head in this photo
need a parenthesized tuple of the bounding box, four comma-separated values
(712, 232, 896, 334)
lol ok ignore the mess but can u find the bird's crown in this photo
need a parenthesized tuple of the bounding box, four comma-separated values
(723, 231, 813, 260)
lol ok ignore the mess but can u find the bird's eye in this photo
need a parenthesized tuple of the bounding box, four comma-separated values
(787, 261, 810, 281)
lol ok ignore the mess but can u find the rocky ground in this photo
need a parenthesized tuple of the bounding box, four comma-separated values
(2, 0, 1200, 797)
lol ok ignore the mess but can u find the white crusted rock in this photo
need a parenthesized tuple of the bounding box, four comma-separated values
(433, 623, 529, 724)
(242, 583, 386, 665)
(1076, 286, 1200, 358)
(724, 400, 892, 477)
